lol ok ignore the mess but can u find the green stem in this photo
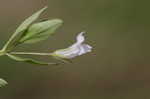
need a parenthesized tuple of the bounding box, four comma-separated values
(10, 52, 52, 56)
(0, 50, 6, 56)
(2, 32, 18, 51)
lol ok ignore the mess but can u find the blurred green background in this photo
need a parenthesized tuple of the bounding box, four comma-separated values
(0, 0, 150, 99)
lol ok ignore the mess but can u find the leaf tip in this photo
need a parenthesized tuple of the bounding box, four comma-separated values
(50, 19, 64, 27)
(53, 19, 63, 24)
(43, 6, 48, 10)
(39, 6, 48, 13)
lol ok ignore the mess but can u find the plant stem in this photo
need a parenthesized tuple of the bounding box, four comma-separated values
(0, 50, 6, 56)
(10, 52, 52, 56)
(2, 32, 19, 51)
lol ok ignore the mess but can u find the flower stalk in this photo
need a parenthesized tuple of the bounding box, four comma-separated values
(10, 52, 52, 56)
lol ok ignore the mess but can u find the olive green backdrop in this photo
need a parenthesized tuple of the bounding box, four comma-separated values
(0, 0, 150, 99)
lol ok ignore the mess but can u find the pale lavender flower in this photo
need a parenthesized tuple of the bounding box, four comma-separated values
(52, 32, 92, 59)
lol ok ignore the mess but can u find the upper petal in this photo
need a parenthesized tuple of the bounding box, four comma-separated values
(76, 32, 85, 44)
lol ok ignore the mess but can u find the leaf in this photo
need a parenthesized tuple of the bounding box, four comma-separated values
(19, 19, 63, 44)
(15, 6, 48, 35)
(0, 78, 8, 87)
(2, 6, 47, 51)
(6, 53, 58, 65)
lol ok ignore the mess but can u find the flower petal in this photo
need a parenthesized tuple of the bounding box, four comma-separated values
(54, 47, 80, 58)
(76, 31, 85, 44)
(78, 44, 92, 55)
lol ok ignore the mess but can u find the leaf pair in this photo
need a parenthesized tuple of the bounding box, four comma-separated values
(3, 6, 63, 51)
(1, 6, 63, 65)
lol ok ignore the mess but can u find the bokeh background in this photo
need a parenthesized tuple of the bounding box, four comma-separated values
(0, 0, 150, 99)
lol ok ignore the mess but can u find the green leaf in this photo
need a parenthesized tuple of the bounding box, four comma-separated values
(6, 53, 58, 65)
(0, 78, 8, 87)
(15, 6, 47, 34)
(2, 6, 47, 51)
(19, 19, 63, 44)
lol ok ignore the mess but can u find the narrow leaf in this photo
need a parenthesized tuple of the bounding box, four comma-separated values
(6, 53, 57, 65)
(19, 19, 63, 44)
(15, 6, 47, 34)
(2, 7, 47, 51)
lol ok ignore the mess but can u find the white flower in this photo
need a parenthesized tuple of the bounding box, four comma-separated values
(52, 32, 92, 59)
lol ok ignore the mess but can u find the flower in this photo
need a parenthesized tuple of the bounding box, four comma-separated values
(51, 32, 92, 59)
